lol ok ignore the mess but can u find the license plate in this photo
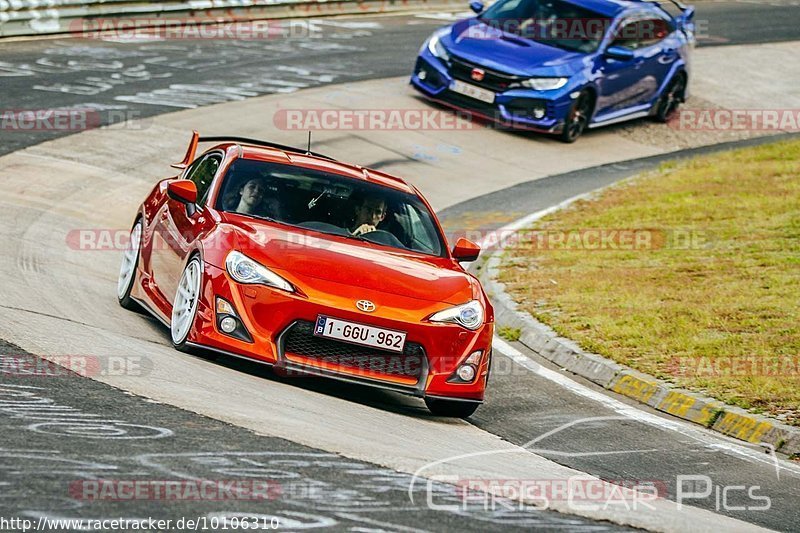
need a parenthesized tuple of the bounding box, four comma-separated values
(450, 79, 495, 104)
(314, 316, 407, 353)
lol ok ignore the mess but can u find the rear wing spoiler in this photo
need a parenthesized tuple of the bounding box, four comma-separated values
(634, 0, 695, 30)
(171, 130, 336, 170)
(673, 2, 694, 31)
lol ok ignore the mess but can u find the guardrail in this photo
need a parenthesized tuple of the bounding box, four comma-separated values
(0, 0, 465, 37)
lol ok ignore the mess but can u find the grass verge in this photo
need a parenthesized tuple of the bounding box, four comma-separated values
(499, 138, 800, 424)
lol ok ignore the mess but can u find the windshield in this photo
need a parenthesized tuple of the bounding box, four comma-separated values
(216, 158, 446, 257)
(479, 0, 612, 53)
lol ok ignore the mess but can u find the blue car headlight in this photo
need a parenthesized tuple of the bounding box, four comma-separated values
(426, 29, 451, 63)
(429, 300, 484, 330)
(511, 77, 569, 91)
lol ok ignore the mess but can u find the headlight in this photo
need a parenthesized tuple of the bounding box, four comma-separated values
(514, 77, 568, 91)
(427, 30, 451, 62)
(225, 251, 294, 293)
(429, 300, 484, 330)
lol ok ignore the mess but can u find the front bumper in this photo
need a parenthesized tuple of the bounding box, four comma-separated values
(191, 263, 493, 402)
(411, 49, 577, 133)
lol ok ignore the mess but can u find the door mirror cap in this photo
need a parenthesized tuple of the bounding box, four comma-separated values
(469, 1, 484, 14)
(167, 180, 198, 205)
(452, 237, 481, 262)
(604, 45, 635, 61)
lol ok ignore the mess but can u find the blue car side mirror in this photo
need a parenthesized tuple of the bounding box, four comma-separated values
(469, 1, 484, 14)
(604, 45, 635, 61)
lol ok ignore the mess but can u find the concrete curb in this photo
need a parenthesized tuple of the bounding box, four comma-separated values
(0, 0, 466, 38)
(476, 191, 800, 458)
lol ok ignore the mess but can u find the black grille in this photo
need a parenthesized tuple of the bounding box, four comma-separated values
(439, 90, 501, 119)
(283, 321, 425, 379)
(448, 55, 521, 92)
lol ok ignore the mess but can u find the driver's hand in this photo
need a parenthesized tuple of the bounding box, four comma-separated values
(352, 224, 376, 236)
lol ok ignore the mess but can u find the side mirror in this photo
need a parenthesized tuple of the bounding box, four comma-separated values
(452, 237, 481, 262)
(604, 45, 635, 61)
(167, 180, 198, 205)
(469, 1, 484, 14)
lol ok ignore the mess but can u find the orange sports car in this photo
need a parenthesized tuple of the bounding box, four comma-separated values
(117, 132, 493, 417)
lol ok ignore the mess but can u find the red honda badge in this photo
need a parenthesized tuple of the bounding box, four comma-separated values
(470, 68, 485, 82)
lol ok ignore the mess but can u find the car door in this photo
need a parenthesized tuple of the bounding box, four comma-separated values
(634, 15, 681, 103)
(595, 15, 659, 116)
(151, 151, 222, 305)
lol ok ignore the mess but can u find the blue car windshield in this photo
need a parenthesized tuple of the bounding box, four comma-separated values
(479, 0, 612, 53)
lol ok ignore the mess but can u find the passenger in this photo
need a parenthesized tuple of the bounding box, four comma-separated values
(226, 177, 281, 219)
(350, 192, 387, 236)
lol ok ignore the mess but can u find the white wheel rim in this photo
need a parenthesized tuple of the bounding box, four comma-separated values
(117, 222, 142, 300)
(171, 259, 201, 345)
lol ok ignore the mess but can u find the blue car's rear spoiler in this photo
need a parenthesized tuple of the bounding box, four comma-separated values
(639, 0, 695, 32)
(671, 2, 696, 31)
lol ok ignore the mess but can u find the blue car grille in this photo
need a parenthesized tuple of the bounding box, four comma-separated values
(448, 55, 521, 92)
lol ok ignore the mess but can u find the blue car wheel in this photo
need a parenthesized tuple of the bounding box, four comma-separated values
(560, 91, 594, 143)
(653, 72, 687, 123)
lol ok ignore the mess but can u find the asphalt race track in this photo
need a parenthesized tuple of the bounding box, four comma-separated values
(1, 2, 800, 531)
(2, 0, 800, 156)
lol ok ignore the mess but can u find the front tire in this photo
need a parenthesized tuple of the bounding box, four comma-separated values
(559, 90, 593, 143)
(117, 219, 142, 311)
(653, 73, 686, 123)
(171, 256, 202, 349)
(425, 398, 480, 418)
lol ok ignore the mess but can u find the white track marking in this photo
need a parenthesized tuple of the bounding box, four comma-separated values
(492, 337, 800, 478)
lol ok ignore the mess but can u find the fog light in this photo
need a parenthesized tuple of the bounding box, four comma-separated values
(418, 69, 428, 80)
(457, 364, 476, 382)
(220, 316, 237, 334)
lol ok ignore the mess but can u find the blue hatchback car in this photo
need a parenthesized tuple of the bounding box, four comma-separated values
(411, 0, 695, 142)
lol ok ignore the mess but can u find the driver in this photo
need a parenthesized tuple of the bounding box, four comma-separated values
(350, 193, 387, 236)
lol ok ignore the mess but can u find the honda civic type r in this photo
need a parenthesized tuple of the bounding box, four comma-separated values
(412, 0, 695, 142)
(117, 132, 493, 417)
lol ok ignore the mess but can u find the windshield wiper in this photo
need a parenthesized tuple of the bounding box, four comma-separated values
(247, 213, 277, 223)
